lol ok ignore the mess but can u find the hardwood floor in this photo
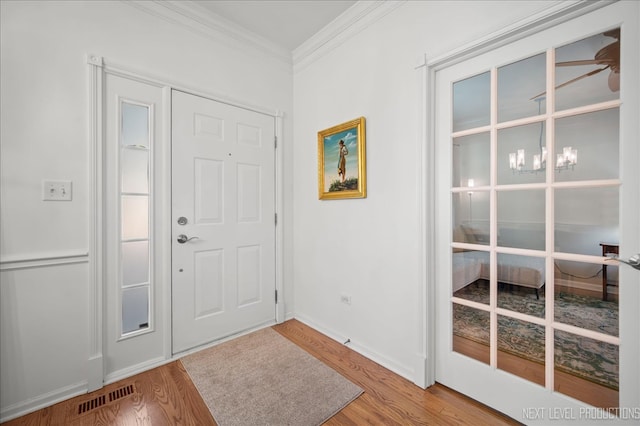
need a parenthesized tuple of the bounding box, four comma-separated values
(5, 319, 519, 425)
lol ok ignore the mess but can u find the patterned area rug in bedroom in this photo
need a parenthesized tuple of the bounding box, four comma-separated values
(453, 282, 619, 390)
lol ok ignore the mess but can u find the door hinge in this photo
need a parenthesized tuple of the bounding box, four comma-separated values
(274, 135, 278, 149)
(275, 289, 278, 304)
(275, 212, 278, 226)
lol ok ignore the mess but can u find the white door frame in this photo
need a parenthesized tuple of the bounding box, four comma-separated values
(417, 0, 621, 389)
(87, 55, 285, 390)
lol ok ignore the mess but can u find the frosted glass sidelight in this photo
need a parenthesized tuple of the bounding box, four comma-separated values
(497, 53, 546, 123)
(452, 72, 490, 132)
(122, 285, 150, 334)
(121, 102, 150, 148)
(121, 195, 149, 240)
(121, 148, 149, 194)
(122, 241, 149, 286)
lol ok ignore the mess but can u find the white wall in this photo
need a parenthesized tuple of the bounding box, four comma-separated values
(292, 0, 560, 380)
(0, 0, 293, 419)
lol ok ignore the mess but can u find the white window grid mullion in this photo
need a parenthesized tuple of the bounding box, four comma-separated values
(489, 66, 498, 369)
(545, 45, 556, 394)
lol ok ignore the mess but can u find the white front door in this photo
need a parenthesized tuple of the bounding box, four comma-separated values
(171, 90, 276, 354)
(434, 2, 639, 422)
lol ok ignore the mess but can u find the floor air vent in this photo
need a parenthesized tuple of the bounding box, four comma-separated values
(77, 395, 106, 415)
(109, 384, 135, 402)
(76, 384, 135, 415)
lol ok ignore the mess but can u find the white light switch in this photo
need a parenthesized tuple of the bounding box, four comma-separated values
(42, 180, 72, 201)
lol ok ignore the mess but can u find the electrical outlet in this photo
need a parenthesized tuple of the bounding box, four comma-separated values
(42, 180, 72, 201)
(340, 294, 351, 305)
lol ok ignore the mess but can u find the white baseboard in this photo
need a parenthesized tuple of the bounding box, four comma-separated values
(293, 314, 415, 383)
(0, 381, 87, 423)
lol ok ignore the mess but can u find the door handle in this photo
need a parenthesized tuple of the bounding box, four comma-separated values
(605, 254, 640, 270)
(177, 234, 199, 244)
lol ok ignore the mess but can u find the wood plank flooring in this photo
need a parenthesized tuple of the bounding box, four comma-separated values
(5, 319, 519, 425)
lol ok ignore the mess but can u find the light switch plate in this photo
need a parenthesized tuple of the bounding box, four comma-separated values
(42, 180, 72, 201)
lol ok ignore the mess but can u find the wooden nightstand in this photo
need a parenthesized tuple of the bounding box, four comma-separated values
(600, 242, 619, 301)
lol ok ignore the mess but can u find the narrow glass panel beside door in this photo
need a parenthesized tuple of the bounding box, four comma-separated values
(119, 101, 151, 337)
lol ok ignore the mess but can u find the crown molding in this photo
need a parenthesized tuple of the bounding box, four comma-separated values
(124, 0, 293, 66)
(293, 0, 406, 73)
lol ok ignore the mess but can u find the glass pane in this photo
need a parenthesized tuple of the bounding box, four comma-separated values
(554, 330, 618, 408)
(497, 254, 545, 317)
(497, 190, 545, 250)
(497, 315, 545, 386)
(555, 29, 620, 111)
(122, 285, 150, 334)
(452, 133, 489, 188)
(554, 187, 618, 255)
(452, 249, 489, 303)
(452, 303, 489, 365)
(498, 122, 546, 185)
(121, 148, 149, 194)
(122, 195, 149, 240)
(122, 241, 149, 286)
(121, 102, 150, 148)
(554, 259, 618, 336)
(453, 191, 489, 245)
(554, 108, 619, 182)
(497, 53, 546, 123)
(453, 72, 490, 132)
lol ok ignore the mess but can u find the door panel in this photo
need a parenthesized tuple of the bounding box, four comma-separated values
(172, 90, 276, 354)
(436, 2, 639, 420)
(104, 73, 165, 378)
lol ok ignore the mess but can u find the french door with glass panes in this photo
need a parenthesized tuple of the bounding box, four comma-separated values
(434, 2, 639, 422)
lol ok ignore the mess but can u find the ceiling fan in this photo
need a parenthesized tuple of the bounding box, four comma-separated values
(531, 28, 620, 100)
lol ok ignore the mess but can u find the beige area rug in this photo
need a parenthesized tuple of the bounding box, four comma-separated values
(180, 327, 363, 426)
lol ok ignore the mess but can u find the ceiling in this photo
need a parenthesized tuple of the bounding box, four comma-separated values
(194, 0, 357, 51)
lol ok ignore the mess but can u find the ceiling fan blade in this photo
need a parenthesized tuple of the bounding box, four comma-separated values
(556, 59, 614, 67)
(530, 67, 608, 100)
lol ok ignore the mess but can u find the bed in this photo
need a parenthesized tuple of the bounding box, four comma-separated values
(452, 250, 546, 298)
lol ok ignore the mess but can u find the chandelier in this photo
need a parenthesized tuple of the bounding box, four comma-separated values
(508, 99, 577, 174)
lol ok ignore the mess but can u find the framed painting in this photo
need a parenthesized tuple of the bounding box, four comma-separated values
(317, 117, 367, 200)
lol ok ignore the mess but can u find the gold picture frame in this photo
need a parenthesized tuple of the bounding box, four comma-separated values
(317, 117, 367, 200)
